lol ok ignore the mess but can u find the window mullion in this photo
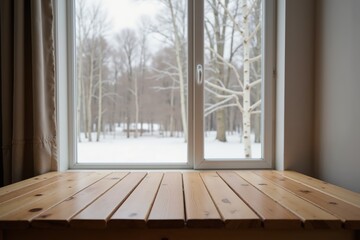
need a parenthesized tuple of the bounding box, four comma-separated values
(193, 0, 205, 169)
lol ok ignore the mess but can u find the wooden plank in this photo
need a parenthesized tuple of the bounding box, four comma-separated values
(255, 171, 360, 229)
(0, 173, 70, 204)
(0, 172, 109, 229)
(200, 172, 260, 229)
(182, 172, 223, 228)
(0, 172, 59, 197)
(31, 172, 129, 228)
(108, 173, 163, 228)
(280, 171, 360, 208)
(0, 173, 90, 218)
(236, 171, 342, 229)
(218, 171, 302, 229)
(70, 172, 146, 229)
(147, 172, 185, 228)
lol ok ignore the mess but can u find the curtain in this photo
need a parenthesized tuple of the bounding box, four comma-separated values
(0, 0, 57, 186)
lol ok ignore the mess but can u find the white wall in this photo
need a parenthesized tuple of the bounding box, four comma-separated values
(315, 0, 360, 192)
(276, 0, 315, 175)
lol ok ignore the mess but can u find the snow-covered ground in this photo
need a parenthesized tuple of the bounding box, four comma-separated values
(78, 131, 261, 163)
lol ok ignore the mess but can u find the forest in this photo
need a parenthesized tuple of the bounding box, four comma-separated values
(76, 0, 263, 161)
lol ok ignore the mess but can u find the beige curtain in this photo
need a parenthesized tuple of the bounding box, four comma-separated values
(0, 0, 57, 186)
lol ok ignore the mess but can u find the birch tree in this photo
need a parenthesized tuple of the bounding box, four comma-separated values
(204, 0, 262, 157)
(93, 10, 110, 142)
(136, 19, 151, 137)
(76, 1, 110, 142)
(95, 37, 110, 142)
(153, 0, 188, 142)
(76, 0, 97, 141)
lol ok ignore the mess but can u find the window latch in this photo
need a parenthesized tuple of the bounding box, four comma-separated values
(196, 64, 203, 85)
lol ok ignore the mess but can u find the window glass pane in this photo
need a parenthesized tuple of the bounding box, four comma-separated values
(204, 0, 263, 159)
(75, 0, 188, 163)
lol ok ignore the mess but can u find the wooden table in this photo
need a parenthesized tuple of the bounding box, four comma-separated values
(0, 170, 359, 240)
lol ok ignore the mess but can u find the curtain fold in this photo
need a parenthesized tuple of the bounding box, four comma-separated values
(1, 0, 57, 186)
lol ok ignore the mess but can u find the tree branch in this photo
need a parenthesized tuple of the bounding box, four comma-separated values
(247, 22, 261, 42)
(207, 47, 244, 89)
(249, 78, 261, 88)
(249, 54, 261, 63)
(249, 99, 261, 112)
(250, 110, 261, 115)
(205, 81, 243, 96)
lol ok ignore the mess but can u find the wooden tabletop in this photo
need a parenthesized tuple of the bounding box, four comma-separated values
(0, 170, 359, 230)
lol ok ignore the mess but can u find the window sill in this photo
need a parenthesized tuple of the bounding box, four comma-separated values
(0, 170, 359, 235)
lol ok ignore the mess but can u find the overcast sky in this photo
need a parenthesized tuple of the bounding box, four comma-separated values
(88, 0, 160, 32)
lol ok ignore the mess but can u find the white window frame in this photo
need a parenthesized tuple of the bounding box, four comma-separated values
(55, 0, 275, 170)
(193, 0, 275, 169)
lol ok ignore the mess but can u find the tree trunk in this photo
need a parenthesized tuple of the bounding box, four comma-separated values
(82, 79, 87, 139)
(112, 70, 118, 139)
(216, 109, 226, 141)
(96, 41, 103, 142)
(87, 46, 95, 142)
(254, 113, 261, 143)
(213, 0, 229, 142)
(242, 0, 252, 158)
(134, 74, 139, 138)
(77, 42, 83, 142)
(168, 0, 187, 142)
(126, 115, 130, 138)
(169, 80, 175, 137)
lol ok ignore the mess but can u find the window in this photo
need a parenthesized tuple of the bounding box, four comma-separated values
(56, 0, 275, 169)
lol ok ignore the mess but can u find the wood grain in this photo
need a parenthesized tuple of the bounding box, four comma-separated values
(0, 170, 359, 232)
(0, 173, 70, 204)
(200, 172, 260, 229)
(70, 172, 146, 229)
(147, 172, 185, 228)
(108, 173, 163, 228)
(255, 171, 360, 229)
(0, 172, 109, 229)
(236, 171, 342, 229)
(31, 172, 129, 228)
(280, 171, 360, 208)
(0, 172, 59, 197)
(0, 173, 90, 218)
(182, 172, 223, 228)
(218, 171, 302, 229)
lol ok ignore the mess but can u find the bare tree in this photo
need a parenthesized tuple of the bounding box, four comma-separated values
(116, 29, 139, 138)
(96, 37, 111, 142)
(151, 48, 180, 137)
(136, 18, 151, 138)
(76, 0, 95, 141)
(204, 0, 234, 142)
(76, 1, 111, 142)
(153, 0, 188, 142)
(204, 0, 262, 157)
